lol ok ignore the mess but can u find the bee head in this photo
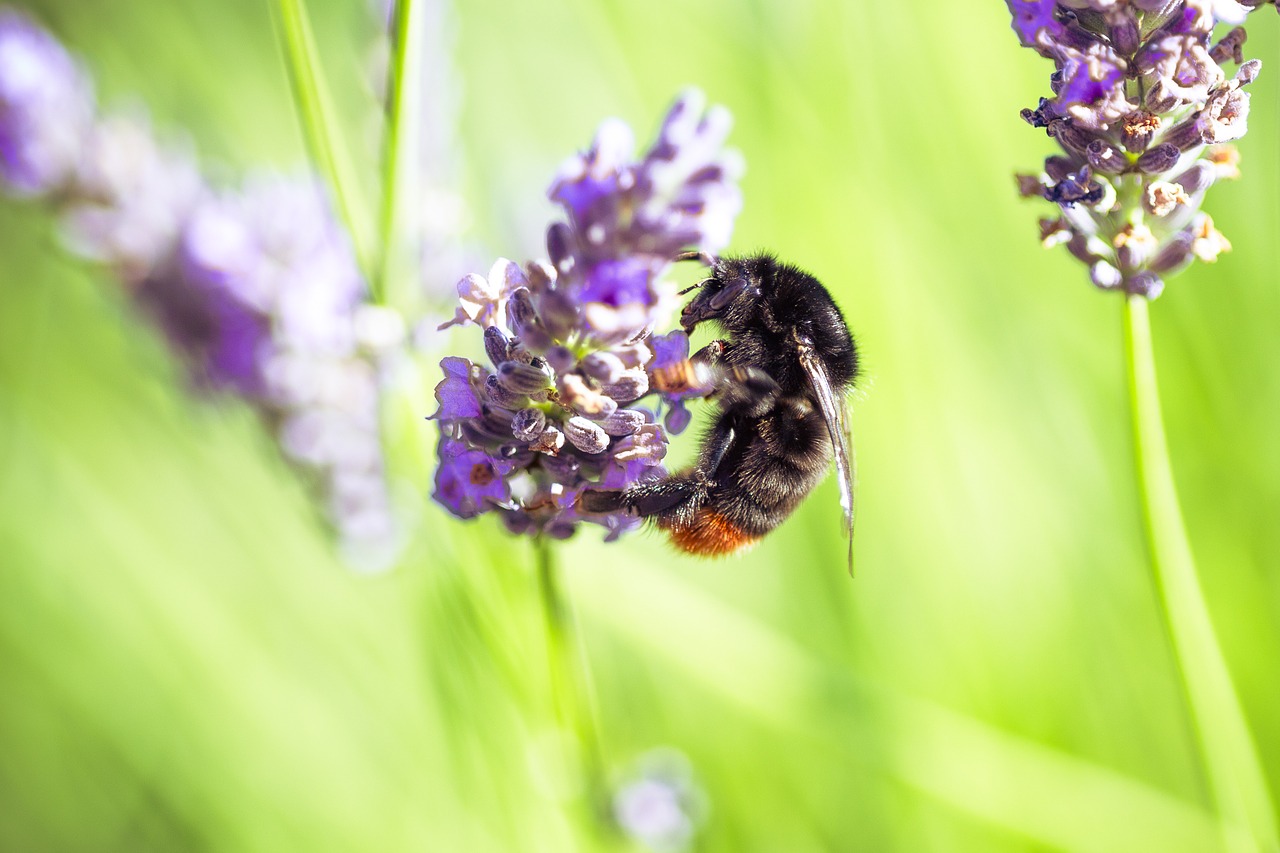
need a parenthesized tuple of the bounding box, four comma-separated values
(678, 266, 758, 332)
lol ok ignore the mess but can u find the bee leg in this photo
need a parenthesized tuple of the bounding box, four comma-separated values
(578, 421, 736, 520)
(713, 366, 780, 417)
(576, 475, 704, 517)
(696, 418, 737, 475)
(691, 339, 727, 366)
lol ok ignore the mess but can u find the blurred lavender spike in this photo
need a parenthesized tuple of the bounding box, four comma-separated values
(1006, 0, 1271, 297)
(430, 90, 744, 540)
(612, 747, 708, 853)
(0, 8, 404, 571)
(0, 8, 94, 195)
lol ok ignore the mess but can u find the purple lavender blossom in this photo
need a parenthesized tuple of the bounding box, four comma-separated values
(1007, 0, 1272, 297)
(0, 8, 93, 195)
(0, 9, 403, 570)
(430, 91, 743, 540)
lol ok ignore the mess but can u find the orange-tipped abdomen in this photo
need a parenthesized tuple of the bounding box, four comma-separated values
(661, 508, 759, 557)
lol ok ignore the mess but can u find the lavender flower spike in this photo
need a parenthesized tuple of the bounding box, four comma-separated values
(430, 91, 743, 540)
(0, 8, 94, 195)
(1008, 0, 1270, 297)
(0, 9, 403, 570)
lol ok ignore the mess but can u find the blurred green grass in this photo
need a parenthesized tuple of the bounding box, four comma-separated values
(2, 0, 1279, 850)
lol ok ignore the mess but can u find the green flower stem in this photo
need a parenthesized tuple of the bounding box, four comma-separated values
(275, 0, 378, 288)
(1123, 294, 1278, 852)
(377, 0, 423, 311)
(534, 539, 610, 830)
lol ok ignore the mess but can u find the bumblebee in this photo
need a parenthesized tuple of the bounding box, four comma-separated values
(580, 252, 859, 569)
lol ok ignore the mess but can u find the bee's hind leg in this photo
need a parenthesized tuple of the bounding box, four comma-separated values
(577, 420, 736, 522)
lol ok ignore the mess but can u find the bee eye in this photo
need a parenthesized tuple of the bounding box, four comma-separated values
(708, 277, 750, 310)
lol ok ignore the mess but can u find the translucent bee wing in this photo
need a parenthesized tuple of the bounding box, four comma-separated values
(797, 339, 856, 575)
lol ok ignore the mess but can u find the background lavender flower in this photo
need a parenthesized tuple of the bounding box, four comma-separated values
(430, 91, 742, 540)
(0, 8, 93, 195)
(612, 748, 708, 853)
(1008, 0, 1269, 297)
(0, 10, 402, 570)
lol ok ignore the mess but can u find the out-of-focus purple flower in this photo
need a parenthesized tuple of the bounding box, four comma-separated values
(1007, 0, 1270, 297)
(430, 91, 742, 540)
(0, 8, 404, 571)
(63, 111, 205, 282)
(612, 748, 707, 853)
(0, 9, 93, 195)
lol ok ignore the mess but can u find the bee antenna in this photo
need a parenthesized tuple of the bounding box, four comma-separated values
(677, 278, 714, 296)
(673, 250, 717, 268)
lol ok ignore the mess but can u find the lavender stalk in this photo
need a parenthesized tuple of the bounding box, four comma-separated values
(1006, 2, 1278, 847)
(427, 91, 742, 827)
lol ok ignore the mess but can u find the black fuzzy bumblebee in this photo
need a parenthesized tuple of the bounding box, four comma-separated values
(579, 252, 859, 568)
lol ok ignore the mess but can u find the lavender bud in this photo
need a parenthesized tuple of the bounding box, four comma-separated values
(525, 259, 556, 291)
(486, 373, 529, 409)
(1121, 111, 1161, 153)
(1150, 229, 1196, 274)
(463, 414, 517, 447)
(1066, 231, 1101, 265)
(1162, 117, 1206, 152)
(1136, 144, 1181, 174)
(1210, 28, 1247, 65)
(497, 360, 551, 395)
(1086, 140, 1126, 173)
(538, 287, 580, 340)
(612, 341, 653, 368)
(546, 222, 574, 273)
(613, 424, 667, 464)
(502, 511, 537, 536)
(1090, 261, 1123, 290)
(530, 425, 565, 455)
(600, 408, 646, 437)
(601, 368, 650, 403)
(507, 287, 552, 352)
(581, 351, 626, 384)
(1144, 78, 1182, 114)
(540, 452, 581, 481)
(1046, 119, 1095, 155)
(1236, 59, 1262, 87)
(1111, 12, 1140, 56)
(511, 407, 547, 442)
(559, 372, 618, 417)
(1043, 156, 1074, 183)
(484, 325, 511, 367)
(544, 345, 577, 374)
(545, 520, 577, 540)
(1124, 271, 1164, 299)
(565, 416, 609, 454)
(1174, 161, 1216, 195)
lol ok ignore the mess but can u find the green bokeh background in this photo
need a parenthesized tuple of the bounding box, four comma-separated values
(2, 1, 1278, 850)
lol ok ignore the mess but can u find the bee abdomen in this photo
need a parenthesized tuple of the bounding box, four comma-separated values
(660, 508, 760, 557)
